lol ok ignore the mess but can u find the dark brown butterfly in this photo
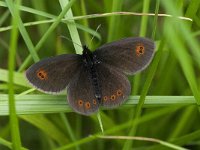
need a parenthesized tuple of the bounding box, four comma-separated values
(26, 37, 155, 115)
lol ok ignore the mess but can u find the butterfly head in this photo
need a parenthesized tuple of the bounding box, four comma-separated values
(82, 45, 91, 55)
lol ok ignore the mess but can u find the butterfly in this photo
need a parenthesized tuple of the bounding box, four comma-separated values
(26, 37, 155, 115)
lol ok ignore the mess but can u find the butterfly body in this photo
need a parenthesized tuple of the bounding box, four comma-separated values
(26, 37, 155, 115)
(81, 46, 102, 102)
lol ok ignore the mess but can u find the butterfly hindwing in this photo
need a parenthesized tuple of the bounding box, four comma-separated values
(67, 66, 100, 115)
(97, 64, 131, 108)
(94, 37, 155, 75)
(26, 54, 81, 93)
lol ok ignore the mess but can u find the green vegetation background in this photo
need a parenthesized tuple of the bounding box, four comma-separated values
(0, 0, 200, 150)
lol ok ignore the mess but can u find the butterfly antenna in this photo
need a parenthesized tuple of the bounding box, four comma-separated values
(89, 24, 101, 47)
(60, 35, 83, 48)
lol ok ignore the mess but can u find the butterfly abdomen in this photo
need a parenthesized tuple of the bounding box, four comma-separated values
(82, 46, 102, 103)
(89, 65, 101, 101)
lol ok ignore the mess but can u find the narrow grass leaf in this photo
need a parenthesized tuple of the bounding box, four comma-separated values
(54, 106, 181, 150)
(20, 114, 69, 145)
(0, 68, 28, 87)
(6, 0, 40, 62)
(0, 137, 28, 150)
(0, 94, 195, 116)
(6, 0, 22, 149)
(59, 0, 82, 54)
(18, 0, 77, 71)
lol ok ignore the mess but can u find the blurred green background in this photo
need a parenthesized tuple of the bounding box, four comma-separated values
(0, 0, 200, 150)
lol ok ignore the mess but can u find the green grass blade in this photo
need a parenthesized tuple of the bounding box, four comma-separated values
(6, 0, 22, 149)
(139, 0, 150, 37)
(59, 113, 80, 150)
(59, 0, 82, 54)
(54, 106, 181, 150)
(80, 0, 91, 46)
(168, 106, 196, 139)
(18, 0, 77, 71)
(151, 0, 160, 39)
(6, 0, 40, 62)
(0, 94, 196, 116)
(0, 137, 28, 150)
(162, 0, 200, 105)
(0, 9, 10, 26)
(185, 0, 200, 28)
(149, 125, 200, 149)
(0, 68, 28, 87)
(107, 0, 123, 42)
(98, 135, 188, 150)
(20, 114, 69, 145)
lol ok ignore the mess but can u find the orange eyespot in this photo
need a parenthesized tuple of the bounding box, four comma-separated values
(136, 43, 145, 56)
(78, 99, 83, 107)
(85, 102, 91, 109)
(93, 99, 97, 105)
(37, 69, 48, 80)
(110, 94, 116, 101)
(116, 89, 123, 96)
(103, 96, 108, 101)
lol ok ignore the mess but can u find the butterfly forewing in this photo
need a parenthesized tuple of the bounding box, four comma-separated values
(67, 67, 100, 115)
(94, 37, 155, 75)
(26, 54, 81, 93)
(96, 64, 131, 108)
